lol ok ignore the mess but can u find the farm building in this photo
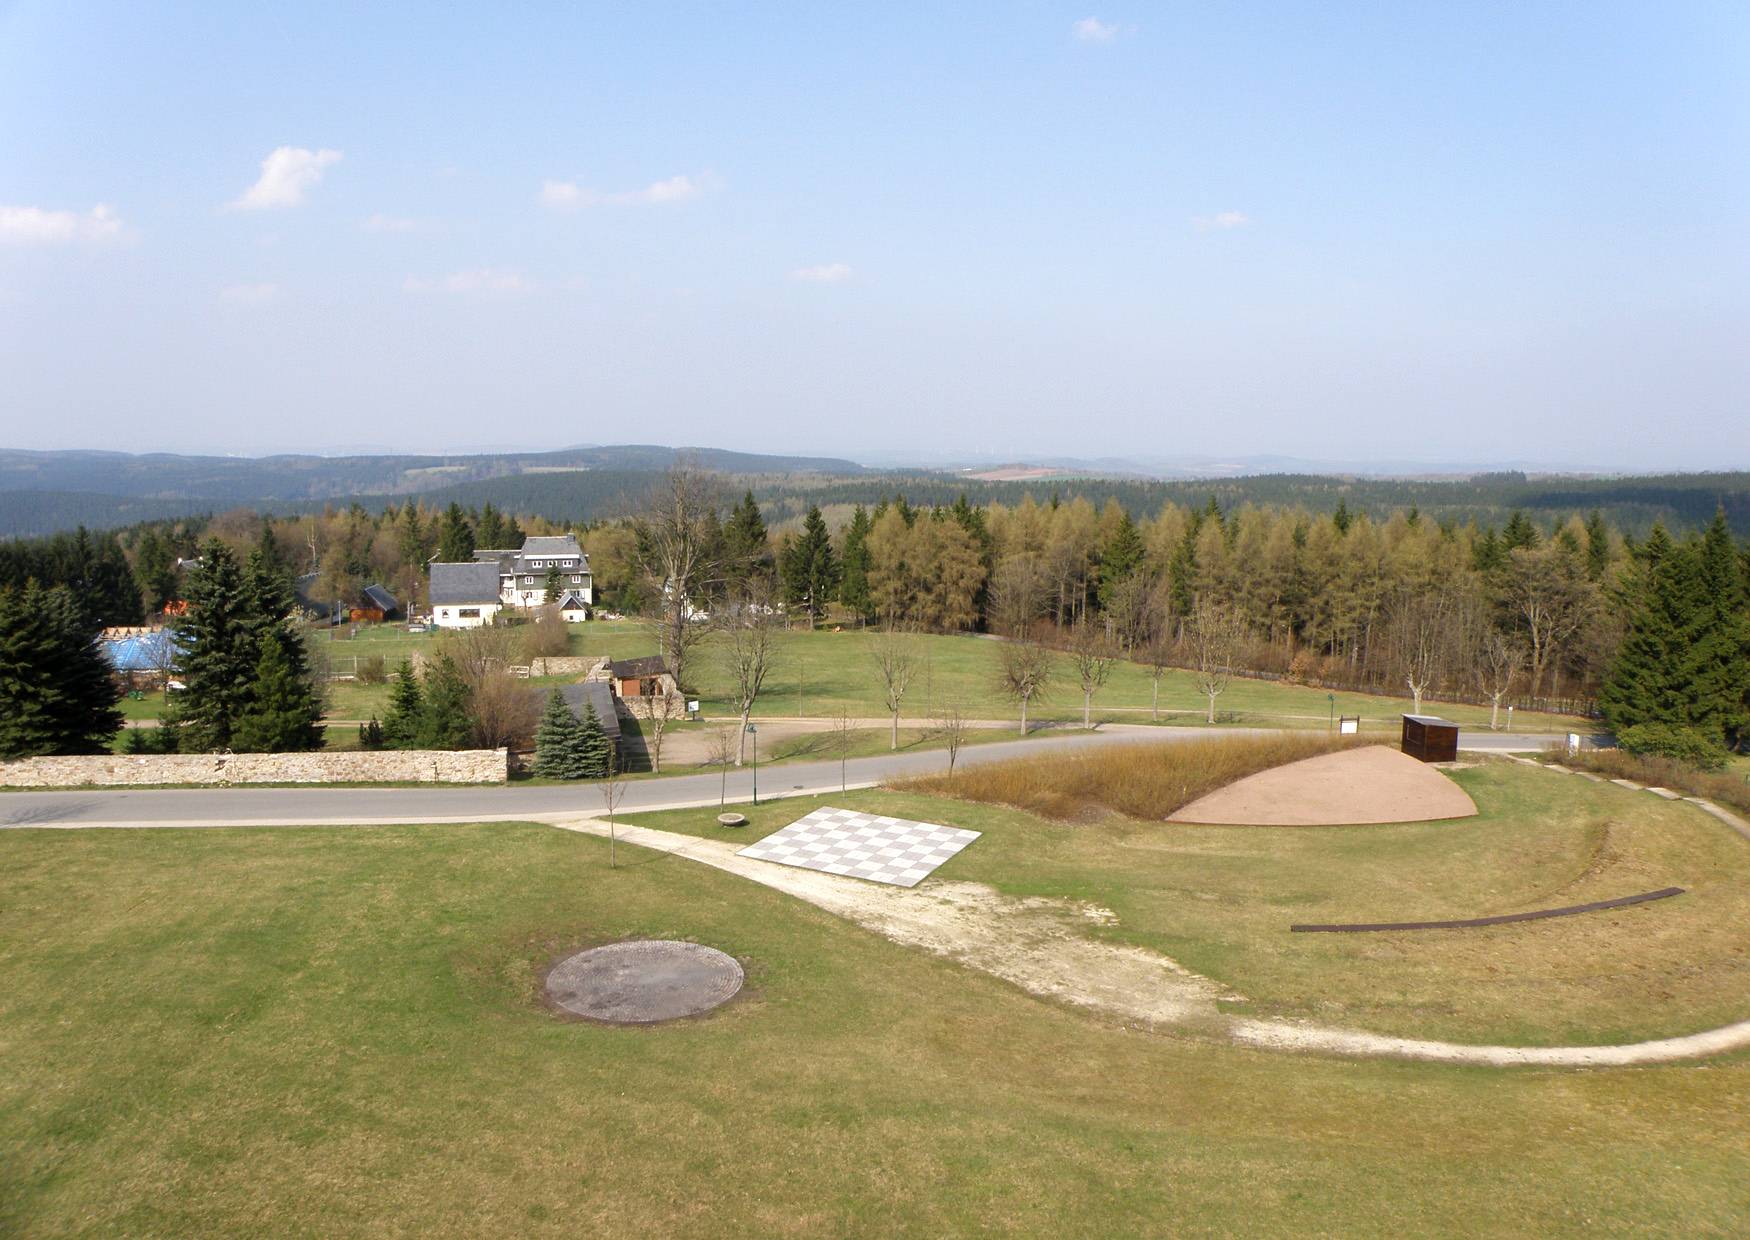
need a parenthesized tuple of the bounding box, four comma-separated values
(607, 655, 676, 700)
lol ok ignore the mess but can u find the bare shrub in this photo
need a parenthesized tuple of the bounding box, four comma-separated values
(903, 733, 1359, 823)
(519, 605, 572, 661)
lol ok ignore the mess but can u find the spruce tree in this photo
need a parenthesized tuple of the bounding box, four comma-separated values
(723, 491, 773, 579)
(382, 660, 425, 748)
(533, 687, 589, 778)
(234, 631, 325, 753)
(1599, 524, 1710, 747)
(1501, 510, 1540, 551)
(578, 699, 613, 778)
(436, 504, 475, 562)
(0, 582, 124, 758)
(477, 502, 508, 550)
(417, 653, 474, 749)
(544, 565, 563, 603)
(780, 505, 839, 622)
(1096, 511, 1145, 610)
(1691, 509, 1750, 749)
(1584, 510, 1611, 580)
(168, 539, 255, 751)
(839, 505, 874, 620)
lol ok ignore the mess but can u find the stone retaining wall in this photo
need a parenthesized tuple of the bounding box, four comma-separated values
(0, 748, 508, 788)
(529, 655, 609, 678)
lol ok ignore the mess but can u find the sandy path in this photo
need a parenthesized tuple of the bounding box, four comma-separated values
(554, 813, 1750, 1067)
(1169, 744, 1479, 825)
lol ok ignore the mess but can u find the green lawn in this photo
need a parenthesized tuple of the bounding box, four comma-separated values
(2, 812, 1745, 1235)
(573, 621, 1585, 733)
(634, 760, 1750, 1048)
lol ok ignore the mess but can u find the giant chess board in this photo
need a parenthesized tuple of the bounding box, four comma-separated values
(736, 807, 980, 887)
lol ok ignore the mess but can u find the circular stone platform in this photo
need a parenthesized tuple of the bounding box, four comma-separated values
(545, 940, 744, 1024)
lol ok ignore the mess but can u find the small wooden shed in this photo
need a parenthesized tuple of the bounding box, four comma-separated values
(1401, 714, 1459, 763)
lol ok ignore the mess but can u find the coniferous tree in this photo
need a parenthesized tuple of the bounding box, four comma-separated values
(168, 539, 255, 751)
(544, 565, 563, 603)
(1583, 510, 1612, 580)
(839, 505, 874, 620)
(1599, 525, 1709, 747)
(234, 631, 324, 753)
(781, 505, 839, 622)
(477, 502, 509, 550)
(417, 653, 474, 749)
(722, 491, 773, 580)
(1691, 509, 1750, 749)
(533, 687, 589, 778)
(358, 717, 385, 749)
(0, 582, 124, 758)
(1502, 510, 1540, 551)
(578, 699, 613, 778)
(382, 660, 425, 748)
(436, 504, 475, 562)
(1096, 511, 1146, 610)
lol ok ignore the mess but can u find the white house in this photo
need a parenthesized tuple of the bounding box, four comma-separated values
(428, 561, 505, 629)
(554, 590, 590, 623)
(472, 534, 593, 611)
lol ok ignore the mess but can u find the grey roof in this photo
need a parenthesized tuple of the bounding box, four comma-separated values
(521, 535, 582, 557)
(557, 681, 622, 741)
(609, 655, 669, 679)
(472, 547, 517, 564)
(361, 584, 399, 614)
(429, 561, 503, 606)
(554, 590, 589, 609)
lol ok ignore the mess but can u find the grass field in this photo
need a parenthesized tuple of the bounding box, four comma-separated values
(631, 759, 1750, 1047)
(2, 788, 1746, 1235)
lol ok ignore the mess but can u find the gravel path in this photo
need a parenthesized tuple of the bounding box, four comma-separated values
(553, 811, 1750, 1068)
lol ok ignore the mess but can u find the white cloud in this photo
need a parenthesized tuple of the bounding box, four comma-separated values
(361, 213, 428, 233)
(1072, 17, 1119, 42)
(791, 262, 854, 284)
(539, 173, 706, 209)
(403, 267, 532, 294)
(229, 146, 343, 210)
(219, 282, 279, 305)
(0, 203, 126, 245)
(1192, 210, 1250, 231)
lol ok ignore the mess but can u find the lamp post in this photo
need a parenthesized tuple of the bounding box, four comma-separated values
(745, 722, 759, 806)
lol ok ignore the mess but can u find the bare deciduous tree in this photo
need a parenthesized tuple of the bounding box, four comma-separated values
(937, 700, 970, 777)
(705, 723, 738, 807)
(996, 638, 1054, 735)
(599, 748, 626, 868)
(1499, 544, 1595, 704)
(832, 709, 854, 792)
(1068, 617, 1116, 729)
(717, 586, 781, 764)
(1473, 627, 1525, 730)
(635, 466, 722, 696)
(987, 552, 1049, 637)
(1190, 597, 1244, 723)
(1388, 587, 1454, 714)
(870, 627, 919, 750)
(1138, 585, 1178, 721)
(633, 687, 682, 774)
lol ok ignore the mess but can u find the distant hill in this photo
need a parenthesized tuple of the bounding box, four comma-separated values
(0, 445, 866, 535)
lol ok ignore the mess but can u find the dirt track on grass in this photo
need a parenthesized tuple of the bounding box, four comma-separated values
(553, 813, 1750, 1067)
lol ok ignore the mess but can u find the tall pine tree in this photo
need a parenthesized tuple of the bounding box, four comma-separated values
(839, 505, 874, 621)
(168, 540, 255, 751)
(780, 505, 839, 623)
(0, 582, 124, 758)
(233, 630, 324, 752)
(436, 504, 476, 562)
(382, 660, 425, 748)
(417, 653, 474, 749)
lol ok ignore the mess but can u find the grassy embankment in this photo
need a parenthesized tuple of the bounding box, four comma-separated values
(4, 771, 1747, 1235)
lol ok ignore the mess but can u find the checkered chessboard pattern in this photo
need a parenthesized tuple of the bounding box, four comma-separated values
(736, 807, 981, 888)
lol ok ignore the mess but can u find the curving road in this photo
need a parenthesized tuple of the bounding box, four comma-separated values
(0, 727, 1552, 829)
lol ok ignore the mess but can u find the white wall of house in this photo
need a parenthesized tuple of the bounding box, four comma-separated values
(501, 575, 593, 608)
(431, 602, 502, 629)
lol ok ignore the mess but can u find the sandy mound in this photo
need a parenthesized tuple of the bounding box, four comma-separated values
(1167, 744, 1478, 826)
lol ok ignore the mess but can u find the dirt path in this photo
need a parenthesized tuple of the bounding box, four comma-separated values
(553, 814, 1750, 1067)
(1169, 744, 1478, 825)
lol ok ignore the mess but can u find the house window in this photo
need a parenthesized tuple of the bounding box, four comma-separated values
(459, 607, 480, 619)
(440, 609, 450, 619)
(570, 574, 582, 583)
(523, 576, 534, 585)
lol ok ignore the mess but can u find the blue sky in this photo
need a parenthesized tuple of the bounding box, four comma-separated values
(2, 2, 1746, 468)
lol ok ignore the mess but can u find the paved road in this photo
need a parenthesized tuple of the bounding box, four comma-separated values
(0, 728, 1557, 829)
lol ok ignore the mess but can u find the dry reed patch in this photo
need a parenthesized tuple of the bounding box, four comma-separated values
(900, 733, 1361, 822)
